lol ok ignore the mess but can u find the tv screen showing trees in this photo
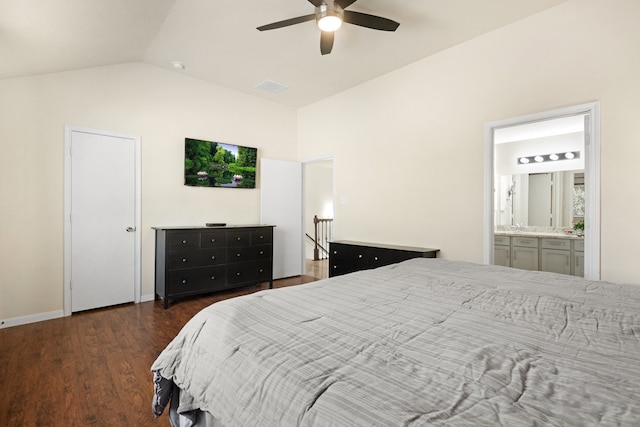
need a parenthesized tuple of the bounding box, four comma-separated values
(184, 138, 257, 188)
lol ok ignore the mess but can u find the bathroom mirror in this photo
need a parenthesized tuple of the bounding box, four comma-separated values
(493, 124, 586, 230)
(496, 170, 584, 228)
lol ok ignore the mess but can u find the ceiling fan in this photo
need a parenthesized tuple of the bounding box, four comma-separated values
(257, 0, 400, 55)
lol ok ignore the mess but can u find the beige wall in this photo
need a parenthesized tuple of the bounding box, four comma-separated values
(297, 0, 640, 285)
(3, 0, 640, 324)
(0, 63, 297, 322)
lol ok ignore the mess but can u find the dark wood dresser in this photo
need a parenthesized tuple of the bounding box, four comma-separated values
(329, 240, 439, 278)
(153, 225, 274, 308)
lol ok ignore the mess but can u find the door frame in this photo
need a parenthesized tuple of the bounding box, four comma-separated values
(63, 125, 142, 316)
(484, 102, 600, 279)
(301, 154, 335, 275)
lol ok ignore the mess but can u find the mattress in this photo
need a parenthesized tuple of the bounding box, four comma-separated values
(152, 258, 640, 426)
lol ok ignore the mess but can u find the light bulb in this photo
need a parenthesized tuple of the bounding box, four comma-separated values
(534, 156, 544, 162)
(318, 15, 342, 32)
(565, 152, 575, 159)
(519, 157, 530, 164)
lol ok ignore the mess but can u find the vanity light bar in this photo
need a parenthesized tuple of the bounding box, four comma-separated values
(518, 151, 580, 165)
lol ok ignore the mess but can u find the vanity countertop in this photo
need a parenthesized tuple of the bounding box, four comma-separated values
(495, 230, 583, 240)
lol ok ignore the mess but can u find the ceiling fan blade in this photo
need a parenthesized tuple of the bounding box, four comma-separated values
(320, 31, 334, 55)
(336, 0, 358, 9)
(306, 0, 324, 6)
(257, 14, 316, 31)
(343, 10, 400, 31)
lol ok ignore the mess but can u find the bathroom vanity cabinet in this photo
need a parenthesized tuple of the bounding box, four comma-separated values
(494, 234, 584, 277)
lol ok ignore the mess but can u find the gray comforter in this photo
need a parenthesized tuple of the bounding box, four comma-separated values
(152, 258, 640, 426)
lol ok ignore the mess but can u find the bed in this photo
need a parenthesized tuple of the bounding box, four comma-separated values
(151, 258, 640, 426)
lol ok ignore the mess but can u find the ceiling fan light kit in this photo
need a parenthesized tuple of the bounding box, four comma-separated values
(317, 3, 344, 32)
(257, 0, 399, 55)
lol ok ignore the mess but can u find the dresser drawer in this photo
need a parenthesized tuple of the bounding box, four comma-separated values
(369, 248, 424, 268)
(227, 230, 252, 247)
(227, 260, 272, 286)
(167, 232, 200, 251)
(331, 244, 369, 265)
(541, 238, 571, 250)
(167, 266, 226, 295)
(167, 248, 227, 270)
(512, 237, 538, 248)
(199, 248, 227, 265)
(200, 230, 227, 248)
(167, 251, 199, 270)
(251, 228, 272, 245)
(227, 246, 272, 263)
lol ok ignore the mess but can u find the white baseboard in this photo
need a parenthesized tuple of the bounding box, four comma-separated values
(0, 310, 65, 329)
(2, 296, 157, 329)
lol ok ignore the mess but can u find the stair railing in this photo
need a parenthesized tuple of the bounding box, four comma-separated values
(313, 215, 333, 260)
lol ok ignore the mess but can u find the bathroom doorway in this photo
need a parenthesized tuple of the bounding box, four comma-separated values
(484, 102, 600, 279)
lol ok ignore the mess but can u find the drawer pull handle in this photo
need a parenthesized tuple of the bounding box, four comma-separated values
(259, 235, 264, 239)
(358, 254, 363, 258)
(236, 253, 241, 257)
(236, 272, 241, 276)
(259, 268, 264, 273)
(374, 256, 378, 261)
(211, 256, 216, 260)
(181, 279, 187, 284)
(211, 276, 216, 280)
(182, 258, 187, 263)
(259, 250, 264, 255)
(182, 240, 187, 244)
(211, 238, 216, 242)
(237, 237, 242, 241)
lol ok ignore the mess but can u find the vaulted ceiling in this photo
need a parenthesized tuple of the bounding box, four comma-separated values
(0, 0, 569, 107)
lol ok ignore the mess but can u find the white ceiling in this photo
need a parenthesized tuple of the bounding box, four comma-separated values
(494, 115, 586, 144)
(0, 0, 570, 108)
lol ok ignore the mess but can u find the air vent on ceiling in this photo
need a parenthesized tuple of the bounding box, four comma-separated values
(256, 79, 288, 94)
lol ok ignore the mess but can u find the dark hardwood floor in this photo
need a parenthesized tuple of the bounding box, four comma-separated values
(0, 264, 326, 427)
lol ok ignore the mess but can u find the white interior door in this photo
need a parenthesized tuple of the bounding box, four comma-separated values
(68, 129, 136, 312)
(261, 158, 302, 279)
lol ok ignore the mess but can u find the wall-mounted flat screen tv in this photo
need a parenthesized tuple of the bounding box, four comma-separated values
(184, 138, 257, 188)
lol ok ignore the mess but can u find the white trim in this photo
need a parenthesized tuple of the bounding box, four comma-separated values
(583, 104, 601, 279)
(140, 294, 156, 303)
(63, 126, 142, 316)
(301, 154, 335, 164)
(1, 310, 64, 329)
(134, 130, 142, 303)
(484, 102, 601, 280)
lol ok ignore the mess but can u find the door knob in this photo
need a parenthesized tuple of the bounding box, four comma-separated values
(126, 227, 136, 232)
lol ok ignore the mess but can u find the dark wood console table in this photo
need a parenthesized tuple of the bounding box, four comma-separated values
(329, 240, 439, 278)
